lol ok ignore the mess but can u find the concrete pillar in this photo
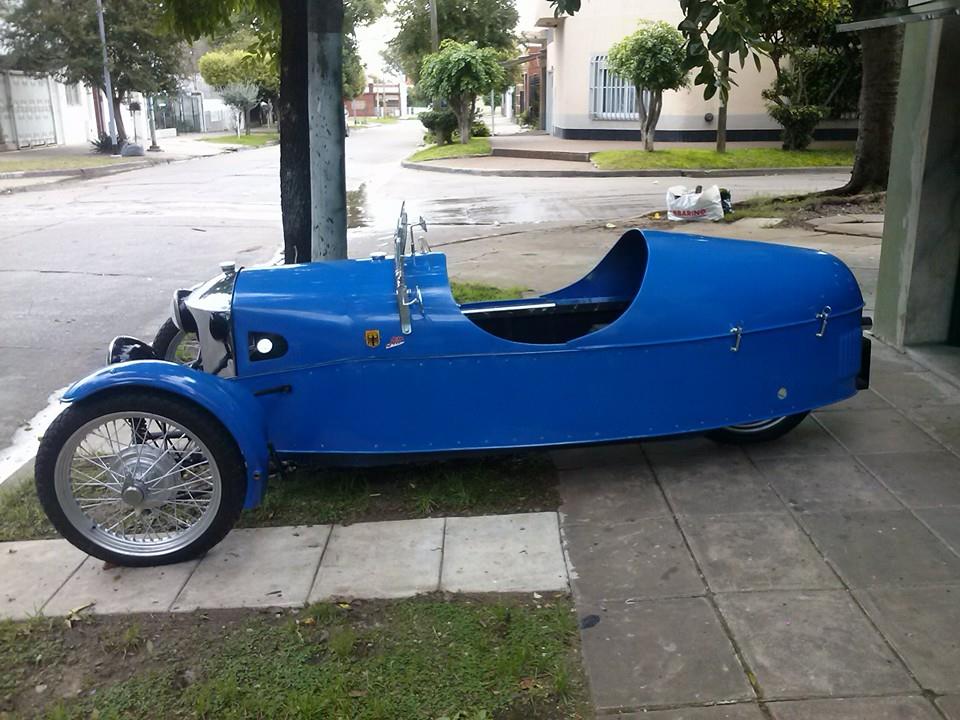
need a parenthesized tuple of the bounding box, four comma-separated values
(874, 16, 960, 347)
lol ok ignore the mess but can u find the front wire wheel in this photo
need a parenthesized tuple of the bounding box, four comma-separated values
(153, 317, 202, 368)
(35, 391, 246, 566)
(706, 412, 809, 444)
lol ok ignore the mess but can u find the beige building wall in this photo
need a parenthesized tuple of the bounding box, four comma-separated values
(531, 0, 854, 140)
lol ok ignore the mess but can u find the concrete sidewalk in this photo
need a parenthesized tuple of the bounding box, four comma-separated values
(555, 338, 960, 719)
(0, 512, 568, 619)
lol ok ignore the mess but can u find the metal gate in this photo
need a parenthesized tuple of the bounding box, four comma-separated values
(0, 71, 57, 149)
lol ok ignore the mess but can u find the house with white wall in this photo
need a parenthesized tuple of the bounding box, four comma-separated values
(527, 0, 857, 142)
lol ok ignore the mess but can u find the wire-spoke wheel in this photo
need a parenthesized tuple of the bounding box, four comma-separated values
(706, 412, 809, 444)
(153, 317, 201, 368)
(36, 391, 246, 566)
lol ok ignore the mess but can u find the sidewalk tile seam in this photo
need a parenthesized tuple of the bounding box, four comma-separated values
(38, 551, 89, 615)
(166, 549, 206, 612)
(305, 523, 335, 604)
(436, 516, 447, 593)
(592, 693, 931, 717)
(637, 447, 763, 702)
(741, 451, 937, 697)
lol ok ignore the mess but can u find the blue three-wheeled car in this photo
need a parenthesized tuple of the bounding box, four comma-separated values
(35, 209, 871, 565)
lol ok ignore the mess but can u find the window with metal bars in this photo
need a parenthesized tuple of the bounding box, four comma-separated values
(588, 54, 649, 120)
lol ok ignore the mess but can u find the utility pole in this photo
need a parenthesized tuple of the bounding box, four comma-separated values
(307, 0, 347, 261)
(429, 0, 440, 52)
(147, 96, 161, 152)
(95, 0, 118, 149)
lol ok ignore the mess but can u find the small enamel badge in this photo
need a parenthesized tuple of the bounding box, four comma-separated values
(364, 329, 381, 348)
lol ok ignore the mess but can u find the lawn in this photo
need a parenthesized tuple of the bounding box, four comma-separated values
(0, 596, 587, 719)
(200, 132, 279, 147)
(0, 155, 130, 173)
(591, 147, 854, 171)
(451, 280, 526, 303)
(408, 138, 492, 162)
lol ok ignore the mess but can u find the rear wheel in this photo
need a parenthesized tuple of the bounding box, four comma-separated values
(706, 412, 808, 444)
(35, 390, 246, 566)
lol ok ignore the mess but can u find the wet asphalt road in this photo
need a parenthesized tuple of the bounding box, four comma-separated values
(0, 120, 850, 455)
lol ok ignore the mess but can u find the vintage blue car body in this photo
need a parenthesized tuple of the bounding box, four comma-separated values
(65, 228, 868, 507)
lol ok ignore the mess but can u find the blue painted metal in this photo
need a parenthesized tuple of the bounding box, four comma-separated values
(62, 361, 270, 508)
(227, 229, 865, 457)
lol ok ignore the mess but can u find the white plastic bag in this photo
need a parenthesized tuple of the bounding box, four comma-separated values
(666, 184, 724, 222)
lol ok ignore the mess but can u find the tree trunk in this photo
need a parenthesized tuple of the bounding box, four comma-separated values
(112, 95, 127, 143)
(279, 0, 311, 264)
(458, 100, 472, 143)
(717, 52, 729, 153)
(835, 23, 904, 194)
(642, 91, 661, 151)
(244, 107, 252, 135)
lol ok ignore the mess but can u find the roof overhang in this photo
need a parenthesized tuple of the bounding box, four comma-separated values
(535, 16, 565, 27)
(837, 0, 960, 32)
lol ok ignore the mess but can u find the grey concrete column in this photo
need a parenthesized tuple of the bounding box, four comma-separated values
(874, 17, 960, 347)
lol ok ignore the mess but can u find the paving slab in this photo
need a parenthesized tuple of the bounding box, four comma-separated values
(44, 556, 198, 615)
(563, 517, 704, 602)
(767, 696, 940, 719)
(939, 696, 960, 719)
(816, 388, 891, 412)
(309, 518, 444, 601)
(680, 513, 840, 592)
(642, 435, 730, 460)
(916, 508, 960, 554)
(172, 525, 331, 611)
(616, 703, 765, 719)
(550, 441, 646, 471)
(753, 455, 902, 513)
(816, 408, 940, 454)
(441, 512, 568, 593)
(870, 371, 960, 409)
(905, 404, 960, 454)
(716, 590, 916, 699)
(858, 452, 960, 508)
(651, 450, 785, 515)
(816, 222, 883, 238)
(798, 511, 960, 587)
(743, 417, 847, 460)
(577, 597, 753, 711)
(0, 540, 86, 619)
(558, 464, 670, 526)
(855, 585, 960, 693)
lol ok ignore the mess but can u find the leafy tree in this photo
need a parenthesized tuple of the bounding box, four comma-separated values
(199, 47, 280, 131)
(219, 82, 260, 135)
(419, 40, 505, 144)
(607, 21, 688, 151)
(1, 0, 185, 142)
(384, 0, 518, 83)
(165, 0, 384, 263)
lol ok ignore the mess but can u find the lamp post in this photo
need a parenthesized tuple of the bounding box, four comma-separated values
(95, 0, 118, 149)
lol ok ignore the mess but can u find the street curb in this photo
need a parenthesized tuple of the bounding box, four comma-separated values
(0, 456, 34, 498)
(0, 140, 278, 184)
(401, 159, 852, 178)
(0, 159, 170, 180)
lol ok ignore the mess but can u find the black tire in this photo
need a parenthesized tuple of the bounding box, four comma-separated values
(706, 412, 809, 445)
(153, 317, 201, 368)
(35, 389, 247, 567)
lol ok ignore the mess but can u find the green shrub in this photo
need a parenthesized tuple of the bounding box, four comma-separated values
(766, 104, 825, 151)
(418, 109, 458, 145)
